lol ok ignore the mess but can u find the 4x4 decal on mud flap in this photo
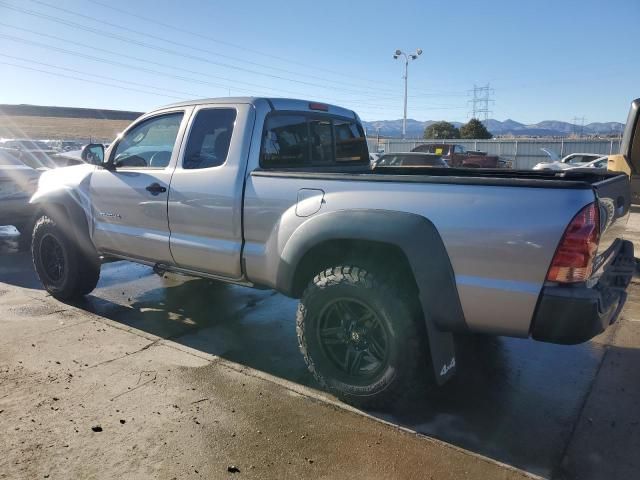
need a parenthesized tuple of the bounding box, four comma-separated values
(440, 357, 456, 377)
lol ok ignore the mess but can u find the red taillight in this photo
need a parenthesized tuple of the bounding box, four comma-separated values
(547, 202, 600, 283)
(309, 102, 328, 111)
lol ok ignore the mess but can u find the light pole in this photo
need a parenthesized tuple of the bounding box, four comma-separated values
(393, 48, 422, 139)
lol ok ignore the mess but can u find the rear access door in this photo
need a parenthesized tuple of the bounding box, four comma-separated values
(167, 102, 255, 279)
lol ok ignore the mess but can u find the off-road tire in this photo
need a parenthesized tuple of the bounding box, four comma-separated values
(32, 215, 100, 300)
(296, 265, 426, 409)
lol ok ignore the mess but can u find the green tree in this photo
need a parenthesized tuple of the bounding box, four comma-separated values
(424, 121, 460, 139)
(460, 118, 493, 139)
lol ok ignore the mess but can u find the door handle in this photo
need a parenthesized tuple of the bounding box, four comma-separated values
(145, 182, 167, 195)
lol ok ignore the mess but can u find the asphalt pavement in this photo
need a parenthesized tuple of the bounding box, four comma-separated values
(1, 213, 639, 479)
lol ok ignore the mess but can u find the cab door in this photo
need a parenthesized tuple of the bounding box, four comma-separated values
(89, 109, 191, 264)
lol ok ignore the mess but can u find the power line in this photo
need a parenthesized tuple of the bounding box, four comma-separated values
(29, 0, 397, 93)
(0, 31, 469, 112)
(2, 3, 473, 106)
(18, 0, 469, 99)
(0, 53, 207, 98)
(0, 33, 271, 96)
(0, 58, 462, 123)
(0, 26, 313, 97)
(85, 0, 403, 90)
(1, 1, 397, 96)
(0, 60, 187, 100)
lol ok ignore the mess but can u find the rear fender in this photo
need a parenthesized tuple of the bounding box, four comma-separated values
(279, 209, 465, 384)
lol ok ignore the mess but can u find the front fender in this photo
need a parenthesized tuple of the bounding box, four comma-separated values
(30, 181, 95, 258)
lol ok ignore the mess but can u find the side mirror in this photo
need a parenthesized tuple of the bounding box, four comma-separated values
(81, 143, 105, 166)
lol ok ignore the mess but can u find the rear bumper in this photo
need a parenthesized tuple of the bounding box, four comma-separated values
(531, 240, 635, 344)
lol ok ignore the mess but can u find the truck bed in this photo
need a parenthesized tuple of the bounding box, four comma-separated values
(245, 166, 630, 338)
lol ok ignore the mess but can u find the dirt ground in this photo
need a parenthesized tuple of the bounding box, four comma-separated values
(0, 115, 131, 142)
(0, 213, 639, 479)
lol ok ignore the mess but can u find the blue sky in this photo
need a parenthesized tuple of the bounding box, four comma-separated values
(0, 0, 637, 123)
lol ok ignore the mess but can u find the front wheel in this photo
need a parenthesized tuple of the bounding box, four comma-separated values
(296, 265, 425, 409)
(32, 215, 100, 300)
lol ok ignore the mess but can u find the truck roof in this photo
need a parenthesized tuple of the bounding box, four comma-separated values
(160, 97, 358, 119)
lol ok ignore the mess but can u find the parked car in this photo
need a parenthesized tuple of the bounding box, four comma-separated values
(28, 97, 635, 408)
(564, 156, 609, 171)
(374, 152, 449, 168)
(0, 149, 40, 249)
(0, 139, 58, 169)
(52, 148, 95, 167)
(411, 143, 510, 168)
(53, 140, 84, 152)
(533, 151, 604, 171)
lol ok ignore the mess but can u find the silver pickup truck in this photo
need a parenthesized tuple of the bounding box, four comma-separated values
(28, 97, 637, 407)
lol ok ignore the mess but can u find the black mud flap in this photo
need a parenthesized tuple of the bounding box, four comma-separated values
(424, 312, 456, 385)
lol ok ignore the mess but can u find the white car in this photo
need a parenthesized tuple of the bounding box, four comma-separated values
(564, 156, 609, 171)
(533, 150, 605, 171)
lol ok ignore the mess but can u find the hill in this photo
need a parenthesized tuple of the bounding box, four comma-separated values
(361, 118, 624, 138)
(0, 104, 142, 121)
(0, 104, 143, 142)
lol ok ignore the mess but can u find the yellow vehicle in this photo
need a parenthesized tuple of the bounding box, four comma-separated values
(608, 98, 640, 203)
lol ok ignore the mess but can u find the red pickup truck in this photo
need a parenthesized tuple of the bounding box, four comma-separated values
(411, 143, 510, 168)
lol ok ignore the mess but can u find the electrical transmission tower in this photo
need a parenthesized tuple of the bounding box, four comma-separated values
(468, 83, 494, 121)
(572, 116, 586, 137)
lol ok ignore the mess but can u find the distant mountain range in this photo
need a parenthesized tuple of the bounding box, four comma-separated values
(361, 118, 625, 138)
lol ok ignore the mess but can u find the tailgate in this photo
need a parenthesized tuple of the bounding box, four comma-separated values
(593, 172, 631, 259)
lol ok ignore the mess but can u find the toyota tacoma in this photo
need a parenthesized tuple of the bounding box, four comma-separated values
(27, 97, 637, 407)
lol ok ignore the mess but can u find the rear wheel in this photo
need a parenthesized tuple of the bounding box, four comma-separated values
(32, 215, 100, 300)
(296, 265, 425, 409)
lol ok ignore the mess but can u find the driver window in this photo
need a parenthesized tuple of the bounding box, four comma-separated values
(113, 112, 184, 169)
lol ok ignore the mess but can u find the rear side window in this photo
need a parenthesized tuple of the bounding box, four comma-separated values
(334, 119, 368, 162)
(261, 114, 368, 168)
(262, 115, 309, 167)
(183, 108, 237, 169)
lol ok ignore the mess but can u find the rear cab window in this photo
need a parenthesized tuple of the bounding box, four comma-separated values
(260, 113, 368, 169)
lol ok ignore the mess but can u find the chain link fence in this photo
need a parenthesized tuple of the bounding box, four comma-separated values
(367, 138, 622, 169)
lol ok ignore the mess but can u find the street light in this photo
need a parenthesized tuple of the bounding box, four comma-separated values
(393, 48, 422, 139)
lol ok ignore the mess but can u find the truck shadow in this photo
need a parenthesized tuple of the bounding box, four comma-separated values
(0, 251, 624, 478)
(78, 270, 606, 479)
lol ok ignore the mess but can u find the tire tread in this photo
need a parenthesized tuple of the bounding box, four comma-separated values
(296, 264, 426, 409)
